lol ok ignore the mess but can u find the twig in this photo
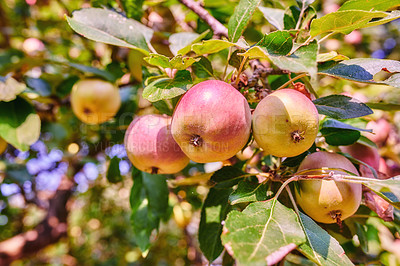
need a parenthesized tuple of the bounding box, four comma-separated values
(318, 32, 336, 44)
(178, 0, 228, 38)
(276, 73, 307, 90)
(235, 55, 248, 86)
(286, 186, 300, 215)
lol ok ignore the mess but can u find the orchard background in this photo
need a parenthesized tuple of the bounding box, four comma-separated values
(1, 0, 400, 265)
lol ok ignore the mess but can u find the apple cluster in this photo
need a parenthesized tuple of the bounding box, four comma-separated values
(70, 79, 363, 224)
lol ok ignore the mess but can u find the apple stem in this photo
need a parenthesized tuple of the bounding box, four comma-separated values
(189, 135, 203, 147)
(291, 130, 305, 143)
(151, 167, 159, 175)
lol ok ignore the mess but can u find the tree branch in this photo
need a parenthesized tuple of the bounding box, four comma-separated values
(0, 177, 74, 264)
(177, 0, 228, 38)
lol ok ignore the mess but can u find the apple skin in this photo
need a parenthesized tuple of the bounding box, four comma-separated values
(366, 119, 391, 145)
(341, 142, 380, 170)
(71, 79, 121, 125)
(124, 114, 190, 174)
(0, 137, 7, 154)
(295, 151, 362, 224)
(252, 89, 319, 158)
(171, 80, 251, 163)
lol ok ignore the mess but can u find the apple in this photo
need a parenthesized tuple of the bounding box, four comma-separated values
(366, 119, 391, 145)
(252, 89, 319, 157)
(70, 79, 121, 125)
(295, 151, 362, 224)
(124, 114, 189, 174)
(341, 142, 380, 170)
(171, 80, 251, 163)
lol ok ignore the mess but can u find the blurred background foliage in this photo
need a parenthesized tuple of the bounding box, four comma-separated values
(0, 0, 400, 265)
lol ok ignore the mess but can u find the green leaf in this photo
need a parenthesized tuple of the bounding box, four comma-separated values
(322, 118, 371, 132)
(257, 31, 293, 55)
(221, 200, 306, 265)
(142, 172, 169, 216)
(355, 222, 368, 253)
(317, 51, 349, 63)
(5, 164, 33, 184)
(25, 77, 52, 97)
(107, 156, 122, 183)
(269, 40, 318, 78)
(310, 10, 388, 37)
(228, 0, 262, 43)
(145, 54, 200, 70)
(319, 58, 400, 88)
(192, 56, 214, 78)
(0, 77, 26, 102)
(284, 6, 300, 30)
(360, 10, 400, 29)
(169, 55, 199, 70)
(121, 0, 144, 20)
(169, 30, 210, 56)
(339, 0, 400, 11)
(366, 102, 400, 111)
(210, 166, 245, 188)
(144, 54, 171, 69)
(229, 180, 270, 205)
(69, 62, 116, 82)
(192, 40, 237, 55)
(142, 70, 192, 102)
(258, 6, 285, 30)
(313, 95, 373, 119)
(66, 8, 153, 55)
(0, 97, 40, 151)
(130, 171, 169, 252)
(199, 187, 233, 262)
(298, 212, 354, 266)
(320, 128, 360, 146)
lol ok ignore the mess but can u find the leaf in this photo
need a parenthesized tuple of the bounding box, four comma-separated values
(366, 102, 400, 111)
(199, 187, 233, 262)
(192, 40, 237, 55)
(130, 171, 169, 252)
(228, 0, 262, 43)
(0, 77, 26, 102)
(338, 0, 400, 11)
(257, 31, 293, 55)
(321, 119, 371, 132)
(121, 0, 145, 20)
(320, 128, 360, 146)
(66, 8, 153, 55)
(169, 30, 210, 56)
(69, 62, 116, 82)
(5, 164, 33, 184)
(298, 212, 354, 266)
(142, 70, 192, 102)
(313, 95, 373, 119)
(169, 55, 199, 70)
(317, 52, 349, 63)
(319, 58, 400, 88)
(0, 97, 40, 151)
(221, 200, 306, 265)
(258, 6, 285, 30)
(210, 166, 245, 188)
(360, 10, 400, 29)
(269, 40, 318, 78)
(25, 77, 52, 97)
(229, 180, 270, 205)
(310, 10, 388, 37)
(144, 54, 171, 68)
(296, 0, 315, 8)
(107, 156, 122, 183)
(192, 56, 214, 78)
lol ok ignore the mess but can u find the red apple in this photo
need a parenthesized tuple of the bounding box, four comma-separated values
(171, 80, 251, 163)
